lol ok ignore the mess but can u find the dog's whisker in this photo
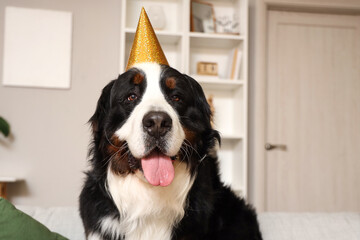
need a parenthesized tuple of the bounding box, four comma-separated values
(180, 144, 190, 159)
(181, 142, 194, 159)
(102, 149, 121, 169)
(120, 150, 131, 160)
(117, 143, 129, 152)
(105, 132, 121, 149)
(179, 148, 188, 163)
(174, 151, 187, 172)
(100, 142, 129, 170)
(183, 139, 202, 159)
(180, 140, 207, 166)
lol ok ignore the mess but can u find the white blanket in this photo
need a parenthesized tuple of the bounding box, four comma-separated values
(17, 206, 360, 240)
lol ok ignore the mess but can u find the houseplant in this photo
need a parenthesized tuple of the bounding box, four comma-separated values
(0, 116, 10, 137)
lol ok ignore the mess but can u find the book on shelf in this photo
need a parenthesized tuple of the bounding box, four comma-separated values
(228, 48, 242, 80)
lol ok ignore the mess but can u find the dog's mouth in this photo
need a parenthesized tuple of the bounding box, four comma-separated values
(140, 148, 176, 187)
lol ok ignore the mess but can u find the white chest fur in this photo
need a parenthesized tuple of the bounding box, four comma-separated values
(105, 162, 194, 240)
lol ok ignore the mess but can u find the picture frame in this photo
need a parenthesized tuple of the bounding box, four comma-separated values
(190, 0, 216, 33)
(3, 7, 72, 89)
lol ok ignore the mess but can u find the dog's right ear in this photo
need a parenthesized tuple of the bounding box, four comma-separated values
(89, 80, 115, 135)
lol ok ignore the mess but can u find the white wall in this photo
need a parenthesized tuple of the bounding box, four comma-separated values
(247, 0, 258, 208)
(0, 0, 121, 207)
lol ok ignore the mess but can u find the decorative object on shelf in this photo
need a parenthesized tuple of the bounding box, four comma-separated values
(197, 62, 218, 76)
(147, 5, 166, 30)
(215, 13, 240, 34)
(191, 0, 216, 33)
(228, 48, 242, 80)
(126, 7, 168, 70)
(207, 94, 215, 128)
(0, 116, 10, 137)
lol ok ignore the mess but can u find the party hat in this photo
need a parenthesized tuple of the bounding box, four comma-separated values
(126, 7, 169, 70)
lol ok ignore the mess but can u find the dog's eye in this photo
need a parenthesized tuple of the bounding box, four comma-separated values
(171, 95, 180, 102)
(127, 94, 138, 101)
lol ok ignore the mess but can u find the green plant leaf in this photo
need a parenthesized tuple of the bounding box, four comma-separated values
(0, 116, 10, 137)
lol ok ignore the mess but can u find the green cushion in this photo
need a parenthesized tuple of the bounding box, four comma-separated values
(0, 197, 68, 240)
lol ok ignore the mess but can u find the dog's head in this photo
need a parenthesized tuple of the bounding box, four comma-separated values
(90, 63, 219, 186)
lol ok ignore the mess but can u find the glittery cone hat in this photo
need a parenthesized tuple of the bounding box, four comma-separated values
(126, 7, 169, 70)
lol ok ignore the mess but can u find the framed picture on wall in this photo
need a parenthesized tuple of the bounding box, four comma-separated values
(190, 1, 216, 33)
(2, 7, 72, 89)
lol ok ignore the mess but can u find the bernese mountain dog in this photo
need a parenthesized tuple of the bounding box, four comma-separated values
(79, 63, 262, 240)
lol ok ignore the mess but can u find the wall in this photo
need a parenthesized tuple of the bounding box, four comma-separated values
(247, 0, 258, 209)
(0, 0, 263, 209)
(0, 0, 121, 207)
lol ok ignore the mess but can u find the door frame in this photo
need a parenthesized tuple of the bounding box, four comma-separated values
(252, 0, 360, 212)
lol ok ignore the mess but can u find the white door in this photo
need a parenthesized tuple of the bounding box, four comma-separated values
(266, 10, 360, 211)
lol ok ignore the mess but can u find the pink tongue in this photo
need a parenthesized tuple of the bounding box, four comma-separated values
(141, 151, 174, 187)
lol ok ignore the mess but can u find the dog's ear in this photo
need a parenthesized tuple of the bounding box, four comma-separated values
(89, 80, 115, 135)
(184, 75, 212, 125)
(184, 74, 221, 146)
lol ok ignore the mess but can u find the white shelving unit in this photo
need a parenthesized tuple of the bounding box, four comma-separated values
(119, 0, 248, 197)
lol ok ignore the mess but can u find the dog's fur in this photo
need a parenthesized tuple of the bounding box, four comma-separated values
(80, 63, 262, 240)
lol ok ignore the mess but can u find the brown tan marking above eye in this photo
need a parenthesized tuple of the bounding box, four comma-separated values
(165, 77, 176, 89)
(133, 73, 144, 85)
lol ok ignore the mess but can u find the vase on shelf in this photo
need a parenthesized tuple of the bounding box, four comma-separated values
(147, 5, 166, 30)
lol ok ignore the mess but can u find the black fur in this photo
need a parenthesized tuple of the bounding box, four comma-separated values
(80, 65, 262, 240)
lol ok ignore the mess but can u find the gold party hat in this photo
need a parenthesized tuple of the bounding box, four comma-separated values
(126, 7, 169, 70)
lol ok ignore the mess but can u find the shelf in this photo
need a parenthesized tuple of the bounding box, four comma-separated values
(192, 75, 244, 90)
(0, 177, 22, 182)
(190, 32, 244, 40)
(190, 33, 243, 49)
(125, 28, 182, 37)
(125, 29, 182, 45)
(120, 0, 249, 198)
(221, 134, 243, 141)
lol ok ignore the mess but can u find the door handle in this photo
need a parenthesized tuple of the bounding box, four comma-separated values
(265, 143, 287, 151)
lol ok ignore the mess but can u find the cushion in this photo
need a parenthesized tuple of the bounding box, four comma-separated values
(17, 205, 85, 240)
(259, 212, 360, 240)
(0, 197, 68, 240)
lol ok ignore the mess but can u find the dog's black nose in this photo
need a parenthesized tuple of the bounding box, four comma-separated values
(143, 111, 172, 138)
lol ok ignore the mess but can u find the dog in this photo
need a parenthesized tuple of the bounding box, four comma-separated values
(79, 62, 262, 240)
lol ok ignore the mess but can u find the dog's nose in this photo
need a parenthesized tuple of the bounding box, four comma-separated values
(143, 111, 172, 138)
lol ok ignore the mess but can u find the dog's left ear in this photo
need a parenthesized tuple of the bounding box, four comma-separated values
(184, 75, 221, 145)
(184, 75, 212, 126)
(89, 80, 115, 135)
